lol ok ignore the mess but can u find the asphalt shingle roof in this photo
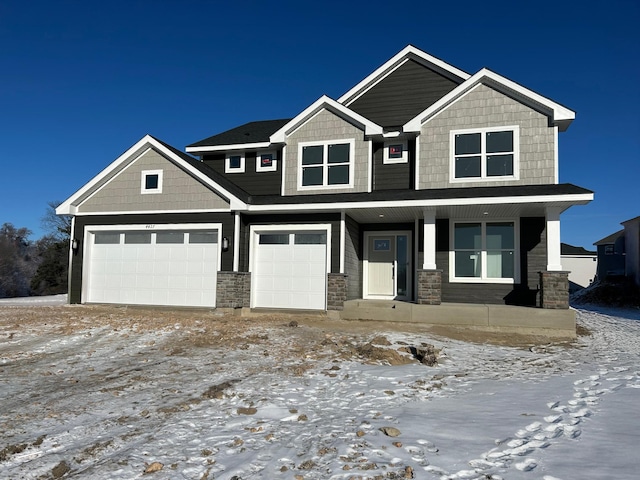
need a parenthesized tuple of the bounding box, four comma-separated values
(187, 119, 292, 148)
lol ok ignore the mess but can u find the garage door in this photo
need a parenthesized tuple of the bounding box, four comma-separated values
(86, 229, 218, 307)
(253, 231, 327, 310)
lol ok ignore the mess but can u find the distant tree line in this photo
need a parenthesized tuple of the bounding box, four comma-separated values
(0, 202, 71, 298)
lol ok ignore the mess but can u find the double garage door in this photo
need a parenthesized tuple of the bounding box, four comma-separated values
(252, 231, 328, 310)
(85, 227, 219, 307)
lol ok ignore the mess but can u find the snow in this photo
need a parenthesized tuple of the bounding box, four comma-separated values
(0, 301, 638, 479)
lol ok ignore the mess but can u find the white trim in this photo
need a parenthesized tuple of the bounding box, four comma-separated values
(186, 141, 270, 153)
(423, 209, 437, 269)
(140, 169, 163, 194)
(82, 222, 223, 305)
(404, 69, 575, 132)
(280, 145, 287, 197)
(340, 211, 346, 274)
(225, 153, 245, 173)
(72, 208, 231, 216)
(56, 135, 248, 215)
(233, 212, 240, 272)
(367, 140, 373, 193)
(414, 218, 419, 301)
(448, 218, 520, 284)
(415, 134, 420, 190)
(255, 151, 277, 172)
(363, 231, 412, 300)
(546, 207, 563, 271)
(270, 95, 382, 143)
(449, 125, 520, 183)
(297, 138, 355, 190)
(554, 126, 559, 184)
(383, 140, 408, 164)
(67, 216, 76, 302)
(338, 45, 470, 105)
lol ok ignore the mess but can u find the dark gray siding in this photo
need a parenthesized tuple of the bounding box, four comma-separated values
(202, 149, 282, 196)
(70, 213, 235, 304)
(372, 140, 415, 191)
(348, 60, 460, 128)
(427, 217, 545, 306)
(344, 215, 362, 300)
(240, 213, 342, 274)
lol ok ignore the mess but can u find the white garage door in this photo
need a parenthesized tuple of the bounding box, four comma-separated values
(86, 229, 218, 307)
(253, 231, 327, 310)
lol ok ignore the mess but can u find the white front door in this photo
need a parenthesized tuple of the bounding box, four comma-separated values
(364, 231, 411, 300)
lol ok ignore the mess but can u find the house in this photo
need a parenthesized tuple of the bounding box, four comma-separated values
(594, 216, 640, 285)
(560, 243, 596, 292)
(57, 45, 593, 319)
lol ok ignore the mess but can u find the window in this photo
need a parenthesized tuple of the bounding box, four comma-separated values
(124, 232, 152, 244)
(225, 153, 245, 173)
(259, 234, 289, 245)
(156, 232, 185, 244)
(256, 152, 277, 172)
(94, 232, 120, 244)
(188, 231, 218, 244)
(451, 126, 519, 181)
(141, 170, 163, 194)
(604, 245, 614, 255)
(383, 141, 408, 164)
(451, 221, 517, 282)
(299, 139, 354, 188)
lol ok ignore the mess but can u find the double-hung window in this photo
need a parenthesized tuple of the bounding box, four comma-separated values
(451, 220, 518, 283)
(451, 126, 519, 181)
(299, 139, 354, 188)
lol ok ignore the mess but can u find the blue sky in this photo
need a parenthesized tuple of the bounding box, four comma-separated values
(1, 0, 638, 248)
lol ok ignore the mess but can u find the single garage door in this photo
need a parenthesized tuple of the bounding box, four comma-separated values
(86, 229, 218, 307)
(253, 231, 327, 310)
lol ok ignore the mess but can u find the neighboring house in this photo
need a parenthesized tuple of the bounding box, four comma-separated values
(57, 45, 593, 313)
(594, 216, 640, 285)
(560, 243, 596, 292)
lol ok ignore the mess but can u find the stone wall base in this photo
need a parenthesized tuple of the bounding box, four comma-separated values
(327, 273, 348, 310)
(216, 272, 251, 308)
(417, 269, 442, 305)
(540, 271, 570, 309)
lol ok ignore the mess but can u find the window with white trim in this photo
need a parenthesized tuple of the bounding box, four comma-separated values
(299, 139, 354, 188)
(383, 141, 408, 164)
(225, 153, 245, 173)
(141, 170, 163, 194)
(451, 220, 517, 282)
(451, 126, 519, 181)
(256, 152, 277, 172)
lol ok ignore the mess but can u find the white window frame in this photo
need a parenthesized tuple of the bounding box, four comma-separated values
(449, 219, 520, 284)
(449, 126, 519, 183)
(298, 139, 355, 190)
(256, 151, 277, 172)
(383, 140, 408, 164)
(225, 153, 245, 173)
(141, 169, 163, 194)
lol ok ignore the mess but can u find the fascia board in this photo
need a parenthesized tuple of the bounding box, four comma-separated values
(338, 45, 471, 105)
(403, 68, 576, 132)
(185, 141, 271, 153)
(245, 192, 594, 213)
(270, 95, 382, 143)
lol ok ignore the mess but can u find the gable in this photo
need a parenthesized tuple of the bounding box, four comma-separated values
(346, 59, 461, 128)
(77, 148, 230, 214)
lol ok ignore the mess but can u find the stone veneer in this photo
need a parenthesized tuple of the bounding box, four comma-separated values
(327, 273, 348, 310)
(216, 272, 251, 308)
(417, 269, 442, 305)
(539, 271, 570, 309)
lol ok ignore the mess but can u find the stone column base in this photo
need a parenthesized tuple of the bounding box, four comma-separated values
(539, 271, 570, 309)
(327, 273, 348, 310)
(417, 269, 442, 305)
(216, 272, 251, 308)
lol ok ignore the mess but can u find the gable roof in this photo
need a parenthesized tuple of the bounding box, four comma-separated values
(594, 230, 625, 246)
(56, 135, 249, 215)
(270, 95, 383, 143)
(561, 243, 596, 256)
(186, 119, 291, 153)
(404, 68, 575, 132)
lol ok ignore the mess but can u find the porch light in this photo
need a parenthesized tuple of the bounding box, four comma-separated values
(222, 236, 230, 252)
(71, 238, 79, 252)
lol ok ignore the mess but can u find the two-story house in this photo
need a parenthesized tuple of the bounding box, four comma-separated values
(57, 46, 593, 318)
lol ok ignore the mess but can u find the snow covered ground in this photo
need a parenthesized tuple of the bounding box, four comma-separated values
(0, 300, 638, 479)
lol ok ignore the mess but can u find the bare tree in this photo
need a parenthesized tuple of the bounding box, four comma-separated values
(41, 200, 71, 240)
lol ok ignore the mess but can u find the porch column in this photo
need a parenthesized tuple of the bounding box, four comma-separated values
(422, 209, 437, 270)
(546, 207, 563, 271)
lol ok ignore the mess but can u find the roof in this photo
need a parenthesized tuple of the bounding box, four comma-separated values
(186, 119, 291, 151)
(621, 215, 640, 226)
(594, 230, 625, 245)
(561, 243, 596, 256)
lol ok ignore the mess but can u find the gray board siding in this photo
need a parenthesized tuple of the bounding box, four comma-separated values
(430, 217, 546, 306)
(69, 213, 235, 304)
(202, 152, 282, 196)
(347, 59, 460, 128)
(344, 215, 362, 300)
(372, 140, 414, 191)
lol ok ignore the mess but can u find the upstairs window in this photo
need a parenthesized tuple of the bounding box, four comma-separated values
(256, 152, 277, 172)
(141, 170, 163, 194)
(299, 139, 354, 189)
(383, 141, 408, 164)
(451, 126, 519, 181)
(225, 153, 245, 173)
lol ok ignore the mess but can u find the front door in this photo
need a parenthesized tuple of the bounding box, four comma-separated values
(364, 232, 411, 300)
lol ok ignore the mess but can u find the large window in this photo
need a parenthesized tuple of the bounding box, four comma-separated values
(451, 221, 517, 282)
(451, 126, 518, 181)
(299, 139, 353, 188)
